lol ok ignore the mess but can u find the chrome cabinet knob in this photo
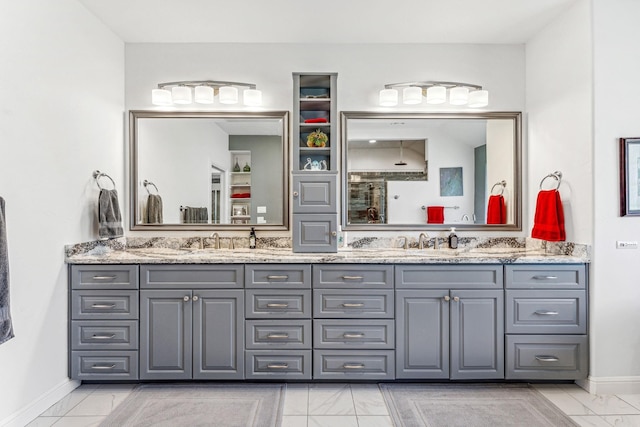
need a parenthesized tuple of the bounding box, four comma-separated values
(453, 296, 460, 302)
(192, 295, 199, 302)
(331, 231, 337, 237)
(293, 191, 299, 198)
(443, 295, 451, 302)
(183, 296, 190, 302)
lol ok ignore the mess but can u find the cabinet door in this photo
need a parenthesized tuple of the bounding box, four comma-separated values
(193, 290, 244, 380)
(140, 290, 192, 380)
(450, 289, 504, 380)
(292, 214, 337, 253)
(292, 175, 337, 213)
(395, 290, 449, 379)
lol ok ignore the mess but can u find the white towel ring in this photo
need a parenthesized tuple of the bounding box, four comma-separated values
(539, 171, 562, 190)
(491, 180, 506, 195)
(92, 170, 116, 190)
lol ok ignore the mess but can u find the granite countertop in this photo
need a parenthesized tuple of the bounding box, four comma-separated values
(65, 239, 589, 265)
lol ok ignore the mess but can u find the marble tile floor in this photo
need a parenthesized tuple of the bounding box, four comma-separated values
(25, 382, 640, 427)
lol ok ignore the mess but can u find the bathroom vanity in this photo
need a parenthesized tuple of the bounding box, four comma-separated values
(66, 245, 588, 382)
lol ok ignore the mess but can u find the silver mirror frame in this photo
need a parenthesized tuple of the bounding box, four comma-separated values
(129, 110, 290, 231)
(340, 111, 522, 231)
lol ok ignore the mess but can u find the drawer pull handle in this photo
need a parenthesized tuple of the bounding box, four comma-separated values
(533, 275, 558, 280)
(91, 334, 116, 340)
(91, 303, 116, 309)
(343, 333, 365, 338)
(342, 303, 365, 308)
(267, 363, 289, 369)
(92, 275, 117, 280)
(267, 275, 289, 280)
(342, 275, 364, 280)
(343, 363, 365, 369)
(267, 333, 290, 339)
(266, 303, 289, 308)
(91, 364, 116, 370)
(535, 355, 560, 362)
(534, 310, 559, 315)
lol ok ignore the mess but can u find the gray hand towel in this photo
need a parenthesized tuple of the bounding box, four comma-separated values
(146, 194, 163, 224)
(98, 189, 124, 239)
(0, 196, 15, 345)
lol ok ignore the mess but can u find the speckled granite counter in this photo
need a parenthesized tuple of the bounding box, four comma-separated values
(65, 237, 590, 264)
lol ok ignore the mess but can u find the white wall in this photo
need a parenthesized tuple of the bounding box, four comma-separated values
(0, 1, 124, 425)
(126, 43, 526, 236)
(589, 0, 640, 393)
(525, 0, 593, 245)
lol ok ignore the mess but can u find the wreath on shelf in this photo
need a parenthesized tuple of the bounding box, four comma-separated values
(306, 129, 328, 147)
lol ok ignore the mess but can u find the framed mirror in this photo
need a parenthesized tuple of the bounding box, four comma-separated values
(341, 111, 522, 231)
(130, 110, 289, 230)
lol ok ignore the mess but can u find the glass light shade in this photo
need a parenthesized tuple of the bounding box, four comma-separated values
(449, 86, 469, 105)
(171, 86, 192, 104)
(426, 85, 447, 104)
(468, 89, 489, 107)
(379, 89, 398, 106)
(151, 89, 172, 106)
(243, 89, 262, 106)
(402, 86, 423, 105)
(219, 86, 239, 104)
(194, 85, 214, 104)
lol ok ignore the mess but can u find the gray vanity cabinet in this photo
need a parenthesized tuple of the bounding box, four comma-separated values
(139, 265, 244, 380)
(505, 264, 588, 379)
(395, 265, 504, 380)
(69, 265, 139, 381)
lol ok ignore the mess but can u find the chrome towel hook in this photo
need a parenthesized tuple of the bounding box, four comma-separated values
(92, 170, 116, 190)
(491, 180, 507, 195)
(539, 171, 562, 190)
(143, 180, 159, 195)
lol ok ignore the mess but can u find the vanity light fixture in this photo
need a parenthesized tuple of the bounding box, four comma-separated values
(151, 80, 263, 106)
(379, 81, 488, 108)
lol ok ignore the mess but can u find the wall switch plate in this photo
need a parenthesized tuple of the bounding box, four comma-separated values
(616, 241, 638, 249)
(257, 206, 267, 213)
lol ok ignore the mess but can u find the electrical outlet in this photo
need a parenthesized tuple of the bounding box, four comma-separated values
(616, 241, 638, 249)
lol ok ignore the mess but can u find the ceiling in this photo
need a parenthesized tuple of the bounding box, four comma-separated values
(78, 0, 577, 44)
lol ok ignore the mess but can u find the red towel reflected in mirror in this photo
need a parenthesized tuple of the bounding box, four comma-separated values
(427, 206, 445, 224)
(487, 195, 506, 224)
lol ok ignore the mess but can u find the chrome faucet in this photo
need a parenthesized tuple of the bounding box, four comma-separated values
(228, 237, 235, 250)
(398, 236, 409, 249)
(209, 232, 220, 249)
(461, 214, 470, 222)
(418, 232, 430, 249)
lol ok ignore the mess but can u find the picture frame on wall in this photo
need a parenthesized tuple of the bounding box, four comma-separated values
(619, 137, 640, 216)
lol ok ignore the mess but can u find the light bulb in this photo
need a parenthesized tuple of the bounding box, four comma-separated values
(402, 87, 423, 105)
(379, 89, 398, 106)
(194, 85, 214, 104)
(171, 86, 192, 104)
(219, 86, 238, 104)
(243, 89, 262, 106)
(449, 87, 469, 105)
(426, 86, 447, 104)
(151, 89, 172, 106)
(468, 90, 489, 108)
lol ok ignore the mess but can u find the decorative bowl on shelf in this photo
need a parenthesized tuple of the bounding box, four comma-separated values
(306, 129, 328, 148)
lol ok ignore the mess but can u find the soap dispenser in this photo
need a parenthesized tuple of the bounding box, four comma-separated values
(249, 227, 256, 249)
(448, 227, 458, 249)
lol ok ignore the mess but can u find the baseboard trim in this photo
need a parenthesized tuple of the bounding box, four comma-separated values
(578, 375, 640, 395)
(0, 378, 80, 427)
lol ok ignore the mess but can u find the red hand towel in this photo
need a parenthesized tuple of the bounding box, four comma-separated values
(304, 118, 328, 123)
(427, 206, 445, 224)
(531, 190, 566, 241)
(487, 195, 506, 224)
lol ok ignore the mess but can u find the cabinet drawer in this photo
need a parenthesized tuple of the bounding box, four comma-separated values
(246, 320, 311, 349)
(396, 265, 503, 289)
(505, 265, 586, 289)
(141, 264, 243, 289)
(314, 320, 394, 349)
(506, 290, 586, 334)
(245, 264, 311, 289)
(313, 265, 393, 288)
(313, 290, 394, 318)
(70, 265, 138, 290)
(246, 289, 311, 318)
(505, 335, 588, 380)
(71, 320, 138, 350)
(245, 350, 311, 380)
(71, 290, 138, 320)
(313, 350, 395, 380)
(70, 351, 138, 380)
